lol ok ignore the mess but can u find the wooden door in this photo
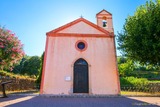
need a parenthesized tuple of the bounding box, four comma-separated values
(73, 58, 89, 93)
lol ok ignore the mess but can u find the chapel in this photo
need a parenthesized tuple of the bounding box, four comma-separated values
(40, 9, 120, 95)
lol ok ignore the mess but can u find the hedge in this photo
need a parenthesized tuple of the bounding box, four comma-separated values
(120, 76, 160, 92)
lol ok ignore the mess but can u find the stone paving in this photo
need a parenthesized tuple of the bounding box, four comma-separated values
(0, 95, 160, 107)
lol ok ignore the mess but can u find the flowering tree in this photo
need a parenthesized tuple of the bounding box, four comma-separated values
(0, 27, 25, 71)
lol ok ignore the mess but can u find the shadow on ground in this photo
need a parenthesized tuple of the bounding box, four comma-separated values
(0, 95, 159, 107)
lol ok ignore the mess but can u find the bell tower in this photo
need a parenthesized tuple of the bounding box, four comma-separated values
(96, 9, 113, 33)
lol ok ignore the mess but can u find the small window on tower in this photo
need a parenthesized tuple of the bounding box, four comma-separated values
(102, 16, 107, 27)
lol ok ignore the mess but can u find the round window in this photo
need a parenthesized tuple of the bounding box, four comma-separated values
(77, 42, 85, 50)
(75, 40, 87, 52)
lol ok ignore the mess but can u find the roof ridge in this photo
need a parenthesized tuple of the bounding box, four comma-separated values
(46, 17, 112, 36)
(96, 9, 112, 16)
(47, 18, 83, 34)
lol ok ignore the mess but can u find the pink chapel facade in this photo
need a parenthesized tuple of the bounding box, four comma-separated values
(40, 10, 120, 95)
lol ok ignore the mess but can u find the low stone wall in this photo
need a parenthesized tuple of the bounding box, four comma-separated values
(0, 76, 36, 91)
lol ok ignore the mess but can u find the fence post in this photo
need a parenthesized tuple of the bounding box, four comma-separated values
(2, 84, 7, 98)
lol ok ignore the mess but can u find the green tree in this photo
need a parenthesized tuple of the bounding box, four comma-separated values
(36, 52, 44, 88)
(12, 55, 41, 77)
(117, 0, 160, 65)
(12, 56, 30, 74)
(21, 56, 41, 77)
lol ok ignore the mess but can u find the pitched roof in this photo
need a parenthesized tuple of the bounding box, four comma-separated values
(47, 17, 113, 37)
(96, 9, 112, 16)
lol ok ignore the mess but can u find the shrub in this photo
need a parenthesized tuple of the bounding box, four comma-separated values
(129, 71, 160, 80)
(120, 76, 160, 92)
(120, 76, 149, 87)
(117, 57, 135, 77)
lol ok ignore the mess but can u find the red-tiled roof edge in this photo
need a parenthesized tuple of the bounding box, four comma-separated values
(96, 9, 112, 16)
(46, 17, 113, 37)
(46, 18, 82, 35)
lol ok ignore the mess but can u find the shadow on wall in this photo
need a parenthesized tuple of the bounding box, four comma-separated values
(0, 95, 159, 107)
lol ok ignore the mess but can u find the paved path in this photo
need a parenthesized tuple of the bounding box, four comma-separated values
(0, 95, 160, 107)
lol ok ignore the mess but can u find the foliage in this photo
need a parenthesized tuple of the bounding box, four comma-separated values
(0, 70, 35, 80)
(120, 76, 160, 93)
(12, 56, 29, 74)
(120, 76, 149, 87)
(118, 57, 135, 76)
(149, 80, 160, 83)
(117, 56, 160, 79)
(0, 27, 25, 70)
(12, 56, 41, 77)
(36, 52, 44, 87)
(21, 56, 40, 76)
(117, 0, 160, 65)
(129, 71, 160, 80)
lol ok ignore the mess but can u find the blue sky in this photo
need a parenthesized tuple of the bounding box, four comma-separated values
(0, 0, 148, 56)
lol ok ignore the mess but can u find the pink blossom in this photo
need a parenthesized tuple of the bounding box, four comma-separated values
(7, 29, 11, 33)
(0, 38, 3, 41)
(0, 42, 4, 48)
(11, 33, 15, 36)
(0, 45, 4, 48)
(7, 37, 11, 41)
(0, 27, 24, 70)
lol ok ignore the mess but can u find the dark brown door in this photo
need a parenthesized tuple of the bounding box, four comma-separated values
(73, 58, 89, 93)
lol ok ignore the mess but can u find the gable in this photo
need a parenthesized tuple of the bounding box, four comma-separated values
(58, 21, 105, 34)
(99, 11, 110, 15)
(47, 17, 113, 37)
(96, 10, 112, 16)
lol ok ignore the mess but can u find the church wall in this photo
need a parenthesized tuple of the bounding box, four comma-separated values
(41, 36, 119, 95)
